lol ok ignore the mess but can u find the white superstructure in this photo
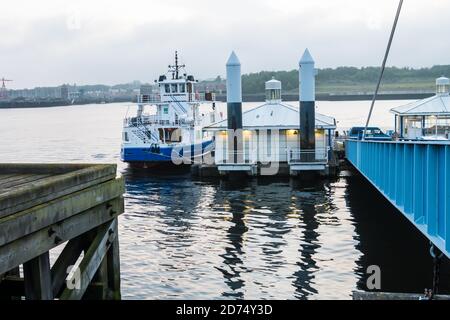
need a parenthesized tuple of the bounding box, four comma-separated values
(121, 52, 217, 166)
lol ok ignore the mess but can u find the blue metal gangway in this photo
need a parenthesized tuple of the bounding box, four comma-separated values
(345, 139, 450, 258)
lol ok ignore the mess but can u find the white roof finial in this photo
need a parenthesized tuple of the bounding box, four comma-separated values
(299, 48, 314, 65)
(226, 51, 241, 66)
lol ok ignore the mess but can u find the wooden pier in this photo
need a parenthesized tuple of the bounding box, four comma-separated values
(0, 164, 125, 300)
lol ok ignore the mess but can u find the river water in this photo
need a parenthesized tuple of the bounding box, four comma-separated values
(0, 100, 448, 299)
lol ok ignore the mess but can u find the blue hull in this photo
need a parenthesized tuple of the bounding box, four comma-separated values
(121, 140, 213, 164)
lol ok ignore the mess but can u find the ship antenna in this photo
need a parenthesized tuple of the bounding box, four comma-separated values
(169, 51, 186, 80)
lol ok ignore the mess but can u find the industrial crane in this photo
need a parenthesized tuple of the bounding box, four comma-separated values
(0, 78, 13, 99)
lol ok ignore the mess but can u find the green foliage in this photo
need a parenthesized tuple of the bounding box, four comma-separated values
(238, 65, 450, 94)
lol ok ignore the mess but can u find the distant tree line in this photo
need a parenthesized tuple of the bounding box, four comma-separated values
(235, 65, 450, 94)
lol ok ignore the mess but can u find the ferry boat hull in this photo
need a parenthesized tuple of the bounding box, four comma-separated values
(121, 140, 214, 165)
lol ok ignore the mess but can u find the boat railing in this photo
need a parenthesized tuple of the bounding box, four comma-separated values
(124, 116, 192, 127)
(287, 147, 329, 164)
(137, 94, 161, 104)
(137, 92, 216, 104)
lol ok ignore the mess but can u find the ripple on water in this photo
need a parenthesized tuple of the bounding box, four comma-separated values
(117, 174, 367, 300)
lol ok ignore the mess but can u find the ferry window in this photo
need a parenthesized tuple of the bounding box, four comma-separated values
(123, 132, 129, 142)
(171, 84, 178, 93)
(164, 107, 169, 114)
(179, 84, 186, 93)
(165, 84, 170, 93)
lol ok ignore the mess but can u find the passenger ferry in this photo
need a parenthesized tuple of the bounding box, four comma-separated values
(121, 52, 217, 168)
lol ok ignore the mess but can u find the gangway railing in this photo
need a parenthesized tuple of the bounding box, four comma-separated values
(345, 139, 450, 258)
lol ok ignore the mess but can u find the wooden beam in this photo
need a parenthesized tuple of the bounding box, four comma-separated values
(0, 197, 123, 275)
(353, 291, 450, 300)
(0, 177, 125, 247)
(84, 257, 109, 300)
(51, 235, 84, 297)
(107, 221, 121, 300)
(0, 164, 117, 218)
(23, 252, 53, 300)
(60, 220, 117, 300)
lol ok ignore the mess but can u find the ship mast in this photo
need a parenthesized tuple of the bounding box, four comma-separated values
(168, 51, 186, 80)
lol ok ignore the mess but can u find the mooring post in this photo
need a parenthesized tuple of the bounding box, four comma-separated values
(299, 48, 316, 162)
(226, 51, 243, 164)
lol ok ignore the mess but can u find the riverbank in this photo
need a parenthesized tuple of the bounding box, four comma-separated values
(0, 92, 431, 109)
(216, 92, 433, 102)
(0, 97, 132, 109)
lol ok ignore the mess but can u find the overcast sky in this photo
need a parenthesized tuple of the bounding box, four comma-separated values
(1, 0, 449, 89)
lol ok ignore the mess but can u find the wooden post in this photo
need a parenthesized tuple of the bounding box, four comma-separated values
(107, 219, 121, 300)
(51, 235, 84, 297)
(23, 252, 53, 300)
(60, 220, 117, 300)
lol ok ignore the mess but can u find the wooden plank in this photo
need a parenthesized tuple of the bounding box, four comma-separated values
(353, 291, 450, 300)
(0, 177, 125, 246)
(0, 174, 53, 191)
(23, 252, 53, 300)
(0, 174, 31, 186)
(0, 174, 22, 182)
(0, 163, 94, 175)
(107, 221, 121, 300)
(0, 196, 123, 275)
(51, 236, 84, 297)
(0, 164, 117, 218)
(84, 256, 109, 300)
(60, 220, 117, 300)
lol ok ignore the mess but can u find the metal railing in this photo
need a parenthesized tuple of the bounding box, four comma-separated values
(345, 139, 450, 258)
(287, 148, 329, 164)
(137, 94, 161, 104)
(124, 116, 191, 127)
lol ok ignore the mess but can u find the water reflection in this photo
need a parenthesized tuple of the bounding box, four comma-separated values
(219, 190, 249, 298)
(118, 168, 450, 299)
(292, 185, 321, 299)
(2, 101, 446, 299)
(345, 172, 450, 294)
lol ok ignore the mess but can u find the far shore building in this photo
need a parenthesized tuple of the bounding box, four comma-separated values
(391, 76, 450, 140)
